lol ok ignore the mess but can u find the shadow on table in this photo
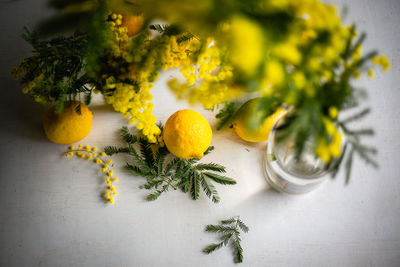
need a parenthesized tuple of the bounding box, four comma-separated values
(0, 75, 48, 143)
(233, 183, 299, 223)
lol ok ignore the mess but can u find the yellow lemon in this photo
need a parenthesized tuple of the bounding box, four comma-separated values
(121, 15, 144, 37)
(163, 109, 212, 159)
(233, 98, 286, 142)
(43, 101, 93, 144)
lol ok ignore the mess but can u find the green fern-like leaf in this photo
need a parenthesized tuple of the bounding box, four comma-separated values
(146, 185, 169, 201)
(127, 145, 153, 173)
(202, 172, 237, 185)
(203, 216, 249, 264)
(195, 163, 226, 173)
(221, 218, 237, 225)
(164, 158, 181, 176)
(203, 146, 215, 156)
(237, 219, 249, 233)
(84, 91, 92, 106)
(177, 32, 195, 43)
(125, 163, 154, 178)
(216, 102, 236, 130)
(200, 174, 220, 203)
(203, 242, 224, 254)
(156, 152, 166, 175)
(205, 225, 234, 233)
(191, 171, 200, 200)
(232, 236, 244, 263)
(121, 126, 137, 144)
(116, 124, 235, 202)
(139, 139, 155, 168)
(104, 146, 130, 156)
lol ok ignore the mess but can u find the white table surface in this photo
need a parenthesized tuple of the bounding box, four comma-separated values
(0, 0, 399, 266)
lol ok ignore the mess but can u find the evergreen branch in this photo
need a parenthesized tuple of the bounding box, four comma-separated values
(164, 158, 181, 175)
(203, 146, 215, 156)
(147, 190, 163, 201)
(141, 179, 163, 190)
(125, 163, 154, 178)
(14, 28, 90, 110)
(204, 216, 249, 264)
(116, 125, 235, 202)
(104, 146, 130, 156)
(221, 233, 233, 245)
(205, 225, 235, 233)
(121, 126, 137, 144)
(146, 185, 170, 201)
(194, 163, 226, 172)
(177, 33, 195, 44)
(191, 171, 200, 200)
(232, 236, 244, 263)
(84, 91, 92, 106)
(139, 138, 155, 168)
(157, 152, 166, 175)
(237, 219, 249, 233)
(128, 146, 154, 173)
(221, 218, 237, 225)
(74, 102, 82, 115)
(200, 174, 220, 203)
(203, 242, 225, 254)
(202, 172, 237, 185)
(216, 102, 236, 130)
(177, 171, 191, 193)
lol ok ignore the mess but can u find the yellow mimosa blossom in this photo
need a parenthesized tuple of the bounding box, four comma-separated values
(265, 61, 285, 86)
(228, 16, 265, 76)
(274, 43, 302, 64)
(65, 145, 119, 204)
(329, 107, 339, 119)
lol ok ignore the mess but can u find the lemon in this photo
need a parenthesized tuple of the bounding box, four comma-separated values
(43, 101, 93, 144)
(163, 110, 212, 159)
(233, 98, 286, 142)
(121, 15, 143, 37)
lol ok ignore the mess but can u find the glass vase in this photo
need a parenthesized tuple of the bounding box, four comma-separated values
(263, 118, 344, 194)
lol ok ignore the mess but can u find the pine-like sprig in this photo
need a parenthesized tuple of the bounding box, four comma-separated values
(203, 216, 249, 264)
(215, 102, 236, 130)
(12, 28, 95, 112)
(104, 125, 236, 202)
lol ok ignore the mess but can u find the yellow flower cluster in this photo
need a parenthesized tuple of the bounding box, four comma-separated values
(372, 54, 391, 72)
(226, 16, 265, 76)
(161, 36, 197, 72)
(266, 5, 351, 98)
(99, 13, 231, 142)
(315, 119, 342, 163)
(105, 82, 160, 142)
(11, 61, 46, 102)
(65, 144, 118, 204)
(95, 13, 162, 143)
(10, 61, 25, 80)
(168, 38, 242, 109)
